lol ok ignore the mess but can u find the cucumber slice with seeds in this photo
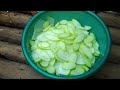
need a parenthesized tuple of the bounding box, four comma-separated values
(30, 18, 100, 76)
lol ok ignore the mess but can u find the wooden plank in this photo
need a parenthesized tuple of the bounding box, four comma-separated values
(0, 26, 22, 44)
(0, 41, 26, 64)
(97, 12, 120, 28)
(0, 58, 46, 79)
(93, 63, 120, 79)
(109, 27, 120, 45)
(0, 11, 32, 28)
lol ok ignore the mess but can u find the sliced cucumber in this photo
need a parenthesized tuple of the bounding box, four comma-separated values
(73, 43, 80, 51)
(69, 52, 77, 63)
(32, 19, 45, 40)
(70, 65, 85, 76)
(76, 52, 85, 64)
(80, 43, 93, 59)
(37, 33, 48, 41)
(29, 40, 35, 46)
(72, 19, 82, 29)
(62, 62, 76, 70)
(57, 50, 69, 62)
(74, 34, 85, 43)
(84, 25, 92, 30)
(55, 62, 70, 75)
(46, 65, 56, 74)
(58, 33, 69, 38)
(45, 50, 55, 59)
(40, 61, 49, 67)
(43, 20, 50, 29)
(49, 59, 56, 65)
(30, 18, 100, 76)
(60, 20, 68, 25)
(47, 16, 55, 26)
(58, 41, 66, 50)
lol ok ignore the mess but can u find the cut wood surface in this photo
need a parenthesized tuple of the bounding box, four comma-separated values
(0, 11, 32, 28)
(97, 12, 120, 28)
(0, 58, 46, 79)
(0, 26, 22, 44)
(0, 41, 26, 63)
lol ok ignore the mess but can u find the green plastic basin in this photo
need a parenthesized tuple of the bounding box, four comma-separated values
(22, 11, 111, 79)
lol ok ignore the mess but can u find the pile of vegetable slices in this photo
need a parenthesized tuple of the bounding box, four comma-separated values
(30, 17, 100, 76)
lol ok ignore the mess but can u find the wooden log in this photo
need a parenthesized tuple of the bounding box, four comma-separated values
(108, 45, 120, 64)
(0, 39, 120, 65)
(109, 27, 120, 45)
(0, 11, 119, 29)
(0, 58, 46, 79)
(0, 74, 9, 79)
(0, 26, 22, 44)
(92, 44, 120, 78)
(0, 11, 32, 28)
(97, 12, 120, 28)
(15, 11, 32, 14)
(31, 11, 39, 15)
(1, 25, 120, 46)
(0, 42, 120, 79)
(104, 11, 120, 16)
(0, 41, 26, 64)
(93, 62, 120, 79)
(0, 57, 120, 79)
